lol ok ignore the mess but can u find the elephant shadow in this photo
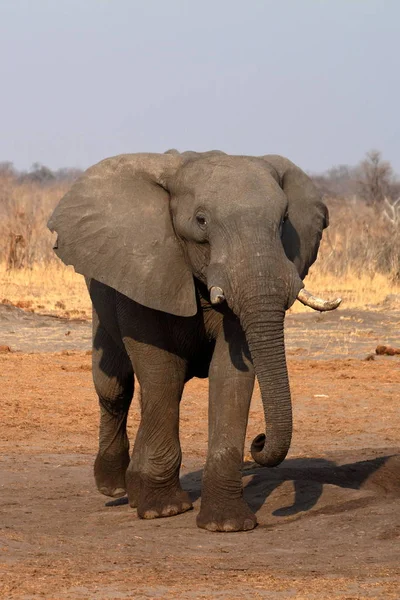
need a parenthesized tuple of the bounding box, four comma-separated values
(180, 454, 396, 517)
(106, 454, 398, 515)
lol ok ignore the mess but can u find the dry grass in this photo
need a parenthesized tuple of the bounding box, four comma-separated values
(289, 271, 399, 313)
(1, 261, 398, 319)
(0, 176, 68, 267)
(0, 262, 91, 319)
(0, 174, 399, 316)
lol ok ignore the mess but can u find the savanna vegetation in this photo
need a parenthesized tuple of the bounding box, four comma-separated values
(0, 151, 399, 318)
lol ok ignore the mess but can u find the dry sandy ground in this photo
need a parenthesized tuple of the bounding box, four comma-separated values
(0, 305, 399, 599)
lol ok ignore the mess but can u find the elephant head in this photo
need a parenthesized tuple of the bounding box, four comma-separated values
(48, 151, 340, 468)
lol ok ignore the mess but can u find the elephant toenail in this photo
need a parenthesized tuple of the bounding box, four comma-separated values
(222, 522, 237, 532)
(244, 518, 256, 530)
(142, 510, 159, 519)
(161, 505, 179, 516)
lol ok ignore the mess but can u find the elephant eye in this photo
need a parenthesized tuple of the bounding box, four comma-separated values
(196, 215, 207, 228)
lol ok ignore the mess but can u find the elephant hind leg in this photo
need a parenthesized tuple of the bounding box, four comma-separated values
(92, 314, 134, 498)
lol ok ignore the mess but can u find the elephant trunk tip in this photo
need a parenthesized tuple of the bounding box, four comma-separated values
(250, 433, 290, 468)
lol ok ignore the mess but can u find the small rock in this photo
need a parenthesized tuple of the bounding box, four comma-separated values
(0, 345, 12, 353)
(376, 345, 400, 356)
(15, 300, 33, 309)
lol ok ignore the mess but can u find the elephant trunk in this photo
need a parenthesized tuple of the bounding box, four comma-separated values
(207, 226, 299, 467)
(238, 291, 292, 467)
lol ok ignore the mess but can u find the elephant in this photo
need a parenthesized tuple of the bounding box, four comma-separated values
(48, 150, 341, 532)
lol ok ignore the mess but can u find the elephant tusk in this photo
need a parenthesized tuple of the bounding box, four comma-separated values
(297, 288, 342, 312)
(210, 286, 225, 305)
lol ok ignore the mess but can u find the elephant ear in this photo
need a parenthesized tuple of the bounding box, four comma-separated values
(261, 155, 329, 279)
(48, 153, 197, 317)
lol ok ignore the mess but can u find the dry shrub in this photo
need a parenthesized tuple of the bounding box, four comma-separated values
(0, 173, 68, 268)
(317, 197, 400, 282)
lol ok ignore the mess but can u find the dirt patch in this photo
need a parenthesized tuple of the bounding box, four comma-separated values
(0, 349, 399, 599)
(1, 302, 399, 358)
(285, 306, 400, 359)
(0, 303, 91, 353)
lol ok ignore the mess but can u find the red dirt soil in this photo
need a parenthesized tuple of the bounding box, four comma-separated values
(1, 351, 399, 599)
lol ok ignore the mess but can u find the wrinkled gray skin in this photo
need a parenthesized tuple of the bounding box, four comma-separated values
(48, 151, 328, 532)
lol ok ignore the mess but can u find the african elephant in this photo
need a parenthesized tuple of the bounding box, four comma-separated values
(48, 150, 340, 532)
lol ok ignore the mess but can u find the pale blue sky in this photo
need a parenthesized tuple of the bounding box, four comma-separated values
(1, 0, 399, 173)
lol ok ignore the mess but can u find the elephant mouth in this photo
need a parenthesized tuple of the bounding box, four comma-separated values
(209, 285, 342, 312)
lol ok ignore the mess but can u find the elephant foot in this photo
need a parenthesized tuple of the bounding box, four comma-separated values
(197, 499, 257, 532)
(94, 450, 130, 498)
(137, 486, 193, 519)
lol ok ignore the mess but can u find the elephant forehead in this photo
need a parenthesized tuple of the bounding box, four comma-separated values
(176, 155, 271, 191)
(176, 156, 286, 209)
(179, 155, 262, 183)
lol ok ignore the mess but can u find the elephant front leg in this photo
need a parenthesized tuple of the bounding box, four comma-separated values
(125, 354, 192, 518)
(197, 318, 256, 532)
